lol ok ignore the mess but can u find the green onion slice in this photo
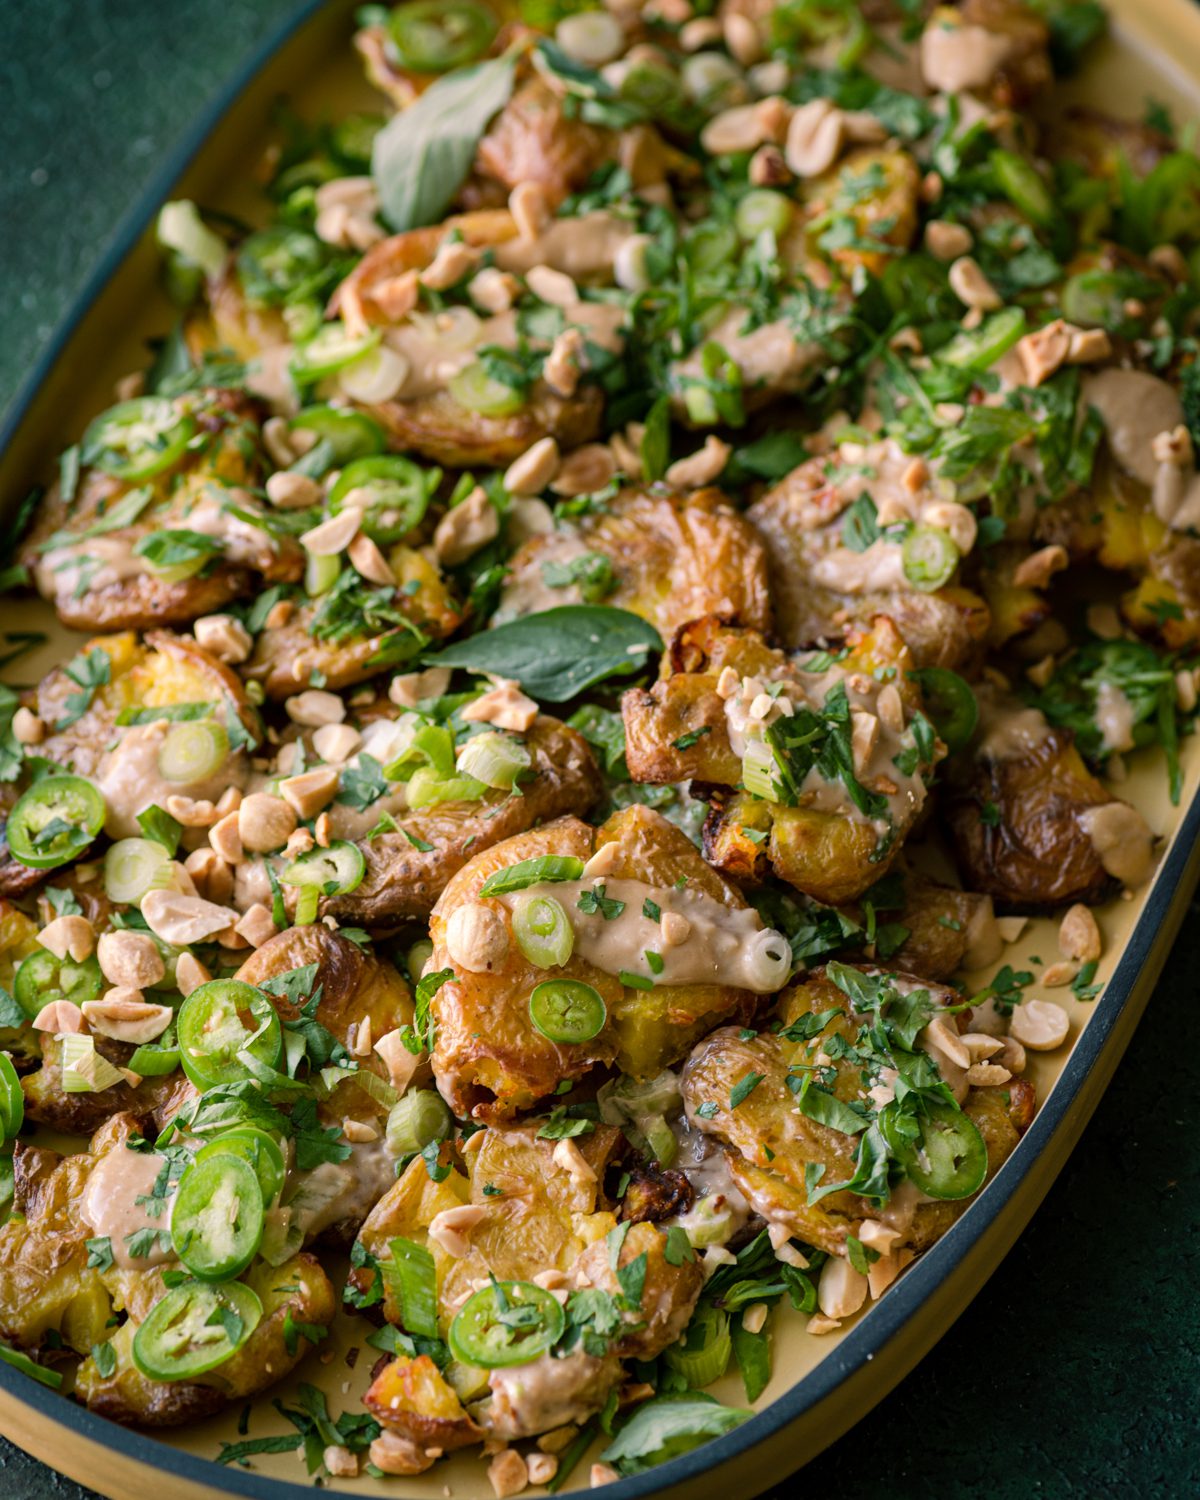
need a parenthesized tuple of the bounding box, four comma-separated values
(512, 892, 574, 969)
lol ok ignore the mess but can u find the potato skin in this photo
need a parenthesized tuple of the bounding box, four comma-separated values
(680, 967, 1031, 1257)
(326, 714, 601, 926)
(945, 719, 1128, 909)
(747, 459, 989, 669)
(429, 807, 760, 1120)
(75, 1253, 337, 1427)
(20, 389, 301, 632)
(244, 547, 464, 699)
(235, 923, 414, 1052)
(498, 487, 773, 642)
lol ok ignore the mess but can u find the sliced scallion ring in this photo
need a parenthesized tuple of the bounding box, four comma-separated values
(456, 731, 531, 791)
(664, 1304, 731, 1388)
(281, 841, 366, 896)
(734, 189, 792, 241)
(385, 1089, 452, 1158)
(157, 719, 230, 783)
(512, 892, 574, 969)
(405, 766, 487, 808)
(447, 361, 526, 417)
(290, 321, 381, 382)
(901, 526, 959, 593)
(104, 837, 175, 905)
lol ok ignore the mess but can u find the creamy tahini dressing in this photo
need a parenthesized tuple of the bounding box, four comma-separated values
(1078, 802, 1157, 888)
(501, 876, 789, 992)
(34, 536, 146, 602)
(81, 1146, 177, 1271)
(493, 530, 594, 623)
(975, 694, 1053, 761)
(493, 211, 635, 280)
(803, 440, 965, 594)
(278, 1136, 397, 1244)
(675, 311, 821, 396)
(383, 302, 625, 401)
(96, 720, 247, 838)
(182, 488, 278, 564)
(1081, 369, 1183, 488)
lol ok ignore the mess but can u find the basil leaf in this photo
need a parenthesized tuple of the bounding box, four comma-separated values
(426, 606, 662, 702)
(372, 55, 516, 232)
(600, 1394, 751, 1475)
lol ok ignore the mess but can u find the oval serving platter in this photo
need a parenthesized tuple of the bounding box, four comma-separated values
(2, 1, 1200, 1497)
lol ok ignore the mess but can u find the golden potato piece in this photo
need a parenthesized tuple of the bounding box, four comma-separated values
(497, 486, 773, 641)
(680, 966, 1032, 1258)
(20, 388, 301, 632)
(328, 211, 614, 467)
(365, 1354, 484, 1452)
(0, 1141, 112, 1354)
(321, 712, 600, 925)
(945, 698, 1147, 908)
(429, 806, 764, 1120)
(244, 546, 464, 699)
(353, 1125, 619, 1331)
(1, 628, 259, 895)
(623, 615, 939, 904)
(75, 1253, 337, 1427)
(30, 627, 259, 784)
(798, 145, 921, 278)
(747, 445, 989, 668)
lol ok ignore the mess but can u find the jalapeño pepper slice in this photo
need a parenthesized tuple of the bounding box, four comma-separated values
(176, 980, 283, 1092)
(14, 949, 104, 1019)
(386, 0, 498, 72)
(327, 455, 439, 545)
(194, 1128, 286, 1205)
(447, 1278, 565, 1368)
(289, 405, 386, 464)
(131, 1279, 263, 1382)
(171, 1153, 265, 1280)
(884, 1100, 987, 1201)
(529, 979, 606, 1044)
(81, 397, 195, 482)
(6, 775, 105, 871)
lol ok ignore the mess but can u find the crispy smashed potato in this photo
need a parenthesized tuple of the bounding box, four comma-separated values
(680, 966, 1032, 1257)
(428, 806, 763, 1119)
(322, 712, 601, 925)
(20, 389, 301, 631)
(945, 698, 1154, 908)
(623, 615, 938, 904)
(496, 485, 773, 639)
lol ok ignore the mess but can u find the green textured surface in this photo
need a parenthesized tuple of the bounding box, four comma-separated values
(1, 2, 1199, 1496)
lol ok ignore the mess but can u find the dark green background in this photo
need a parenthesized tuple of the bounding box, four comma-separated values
(1, 2, 1198, 1495)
